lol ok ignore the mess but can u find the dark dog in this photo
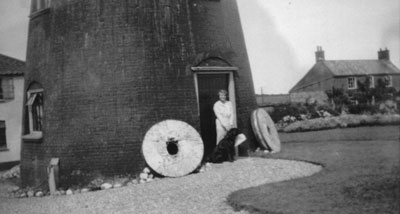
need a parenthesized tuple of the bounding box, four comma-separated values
(208, 128, 241, 163)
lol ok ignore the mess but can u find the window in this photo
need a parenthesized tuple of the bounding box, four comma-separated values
(348, 94, 358, 105)
(349, 99, 358, 105)
(384, 75, 392, 87)
(24, 88, 44, 140)
(347, 77, 357, 89)
(31, 0, 51, 14)
(0, 78, 14, 101)
(368, 76, 375, 88)
(0, 121, 6, 148)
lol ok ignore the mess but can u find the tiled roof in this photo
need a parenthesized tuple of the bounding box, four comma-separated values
(322, 60, 400, 76)
(0, 54, 25, 76)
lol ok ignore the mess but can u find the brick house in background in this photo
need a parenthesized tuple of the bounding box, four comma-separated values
(0, 54, 25, 170)
(290, 47, 400, 103)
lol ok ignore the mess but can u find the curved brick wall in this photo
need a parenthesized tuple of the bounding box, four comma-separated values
(22, 0, 256, 187)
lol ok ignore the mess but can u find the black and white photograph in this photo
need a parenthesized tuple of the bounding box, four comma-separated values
(0, 0, 399, 213)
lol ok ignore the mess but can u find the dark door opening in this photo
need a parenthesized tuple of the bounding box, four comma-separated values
(197, 73, 229, 158)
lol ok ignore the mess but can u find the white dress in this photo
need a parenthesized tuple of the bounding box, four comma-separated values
(213, 100, 235, 145)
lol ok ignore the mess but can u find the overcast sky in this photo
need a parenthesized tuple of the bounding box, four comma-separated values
(0, 0, 399, 94)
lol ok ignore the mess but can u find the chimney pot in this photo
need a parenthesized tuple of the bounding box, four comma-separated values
(315, 46, 325, 62)
(378, 48, 390, 60)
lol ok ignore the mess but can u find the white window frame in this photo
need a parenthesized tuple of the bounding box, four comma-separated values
(192, 66, 238, 128)
(0, 121, 6, 149)
(347, 77, 357, 89)
(23, 88, 44, 140)
(31, 0, 51, 14)
(0, 77, 14, 101)
(192, 67, 239, 156)
(368, 76, 375, 88)
(384, 75, 393, 87)
(349, 99, 358, 105)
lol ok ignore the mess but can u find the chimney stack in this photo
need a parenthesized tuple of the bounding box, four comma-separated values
(315, 46, 325, 62)
(378, 48, 390, 60)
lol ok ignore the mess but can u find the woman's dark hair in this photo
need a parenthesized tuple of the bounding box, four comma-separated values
(218, 89, 228, 95)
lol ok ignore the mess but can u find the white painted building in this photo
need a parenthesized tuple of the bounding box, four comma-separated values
(0, 54, 24, 169)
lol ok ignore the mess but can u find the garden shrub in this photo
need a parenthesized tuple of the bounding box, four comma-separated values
(283, 117, 341, 132)
(377, 114, 400, 125)
(270, 103, 306, 122)
(270, 103, 338, 123)
(315, 105, 339, 117)
(348, 104, 379, 115)
(358, 114, 378, 125)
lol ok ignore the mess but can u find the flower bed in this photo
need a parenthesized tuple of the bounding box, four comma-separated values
(281, 114, 400, 133)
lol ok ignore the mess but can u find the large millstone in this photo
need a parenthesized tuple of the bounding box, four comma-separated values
(251, 108, 281, 152)
(142, 120, 204, 177)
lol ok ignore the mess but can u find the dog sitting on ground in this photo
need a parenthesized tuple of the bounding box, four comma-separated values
(208, 128, 241, 163)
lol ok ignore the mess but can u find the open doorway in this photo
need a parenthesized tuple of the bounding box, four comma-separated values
(194, 70, 237, 158)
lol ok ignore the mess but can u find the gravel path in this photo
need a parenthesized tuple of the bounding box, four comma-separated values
(0, 158, 322, 214)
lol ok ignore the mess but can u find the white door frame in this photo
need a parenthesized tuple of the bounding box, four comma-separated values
(192, 66, 238, 128)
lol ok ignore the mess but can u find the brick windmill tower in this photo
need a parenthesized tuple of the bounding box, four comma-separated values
(22, 0, 257, 186)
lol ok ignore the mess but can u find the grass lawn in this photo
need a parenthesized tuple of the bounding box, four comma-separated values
(228, 126, 400, 214)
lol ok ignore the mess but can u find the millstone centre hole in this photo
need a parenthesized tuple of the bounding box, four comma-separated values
(166, 138, 179, 155)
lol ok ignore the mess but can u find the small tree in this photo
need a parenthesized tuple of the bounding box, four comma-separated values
(371, 78, 396, 102)
(326, 87, 350, 112)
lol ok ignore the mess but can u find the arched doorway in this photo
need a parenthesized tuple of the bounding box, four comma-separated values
(192, 65, 237, 158)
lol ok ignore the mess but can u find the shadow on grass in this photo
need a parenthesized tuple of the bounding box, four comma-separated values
(228, 127, 400, 214)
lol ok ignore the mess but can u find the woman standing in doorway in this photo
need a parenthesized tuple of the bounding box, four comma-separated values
(213, 89, 235, 145)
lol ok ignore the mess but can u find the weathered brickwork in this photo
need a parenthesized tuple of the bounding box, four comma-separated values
(22, 0, 257, 186)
